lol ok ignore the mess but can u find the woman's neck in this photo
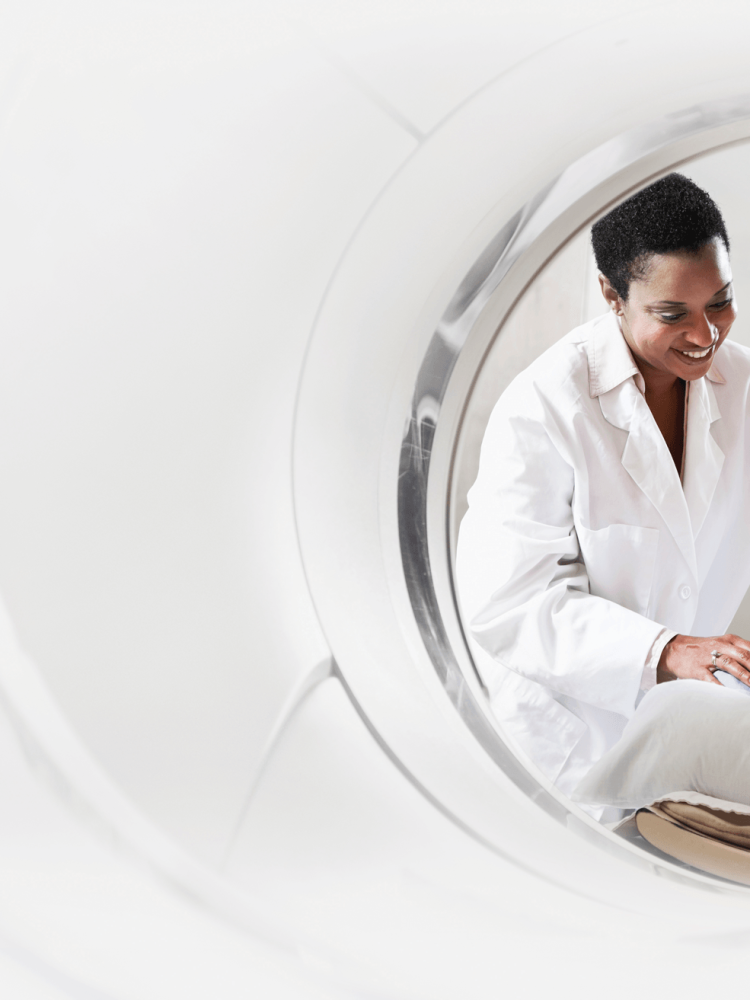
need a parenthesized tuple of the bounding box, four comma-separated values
(633, 354, 680, 399)
(639, 364, 686, 472)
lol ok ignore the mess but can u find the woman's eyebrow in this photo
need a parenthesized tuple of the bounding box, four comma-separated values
(649, 281, 733, 307)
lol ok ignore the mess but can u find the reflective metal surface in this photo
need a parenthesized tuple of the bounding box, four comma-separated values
(400, 93, 750, 816)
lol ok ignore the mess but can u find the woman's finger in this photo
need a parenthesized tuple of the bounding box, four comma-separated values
(724, 635, 750, 659)
(716, 642, 750, 672)
(714, 653, 750, 687)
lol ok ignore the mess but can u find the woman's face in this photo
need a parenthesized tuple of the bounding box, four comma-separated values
(600, 236, 736, 383)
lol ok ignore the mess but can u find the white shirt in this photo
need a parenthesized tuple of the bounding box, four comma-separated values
(456, 311, 750, 801)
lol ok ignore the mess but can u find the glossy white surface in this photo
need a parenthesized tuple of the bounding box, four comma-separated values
(2, 1, 750, 996)
(0, 649, 332, 999)
(0, 1, 418, 862)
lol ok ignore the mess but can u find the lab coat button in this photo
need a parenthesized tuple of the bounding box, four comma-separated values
(679, 585, 691, 600)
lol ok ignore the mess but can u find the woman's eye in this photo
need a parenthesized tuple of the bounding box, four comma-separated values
(656, 298, 732, 322)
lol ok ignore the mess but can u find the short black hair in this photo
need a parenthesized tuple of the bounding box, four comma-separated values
(591, 173, 729, 300)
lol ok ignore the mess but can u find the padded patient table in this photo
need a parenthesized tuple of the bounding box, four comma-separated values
(636, 797, 750, 885)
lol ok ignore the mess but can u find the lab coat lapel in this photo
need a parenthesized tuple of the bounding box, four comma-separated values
(598, 379, 698, 581)
(682, 376, 724, 540)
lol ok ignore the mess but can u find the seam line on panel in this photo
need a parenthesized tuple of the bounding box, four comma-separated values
(312, 38, 426, 143)
(421, 2, 662, 143)
(219, 657, 335, 870)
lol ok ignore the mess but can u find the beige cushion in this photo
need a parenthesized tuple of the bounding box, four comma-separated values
(636, 802, 750, 885)
(655, 800, 750, 849)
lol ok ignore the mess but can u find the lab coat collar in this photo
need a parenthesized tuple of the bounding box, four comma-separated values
(587, 311, 643, 398)
(586, 310, 726, 398)
(591, 312, 726, 579)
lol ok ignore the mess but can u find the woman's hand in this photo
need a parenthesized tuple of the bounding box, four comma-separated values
(657, 633, 750, 687)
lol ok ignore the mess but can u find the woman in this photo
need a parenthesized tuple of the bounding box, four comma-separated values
(456, 174, 750, 809)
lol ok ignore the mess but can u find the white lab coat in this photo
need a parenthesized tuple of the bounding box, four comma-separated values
(456, 311, 750, 797)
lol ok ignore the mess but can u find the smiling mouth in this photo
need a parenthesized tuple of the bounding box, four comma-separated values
(679, 346, 713, 359)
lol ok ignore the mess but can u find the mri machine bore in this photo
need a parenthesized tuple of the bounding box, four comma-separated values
(7, 1, 750, 997)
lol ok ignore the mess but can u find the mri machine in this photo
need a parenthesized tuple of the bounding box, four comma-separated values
(6, 1, 750, 996)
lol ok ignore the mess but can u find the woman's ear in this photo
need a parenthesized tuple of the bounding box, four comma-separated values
(598, 274, 623, 316)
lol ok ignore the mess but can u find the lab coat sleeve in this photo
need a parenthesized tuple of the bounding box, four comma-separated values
(641, 629, 677, 692)
(458, 383, 668, 720)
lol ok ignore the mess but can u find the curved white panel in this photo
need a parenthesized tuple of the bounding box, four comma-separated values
(4, 2, 750, 996)
(0, 0, 415, 862)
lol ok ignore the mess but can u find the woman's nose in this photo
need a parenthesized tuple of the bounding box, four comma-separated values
(688, 314, 718, 346)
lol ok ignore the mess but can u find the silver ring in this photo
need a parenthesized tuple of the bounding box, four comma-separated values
(711, 649, 721, 669)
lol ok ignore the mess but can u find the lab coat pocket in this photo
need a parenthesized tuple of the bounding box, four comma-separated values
(576, 523, 659, 618)
(475, 649, 587, 784)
